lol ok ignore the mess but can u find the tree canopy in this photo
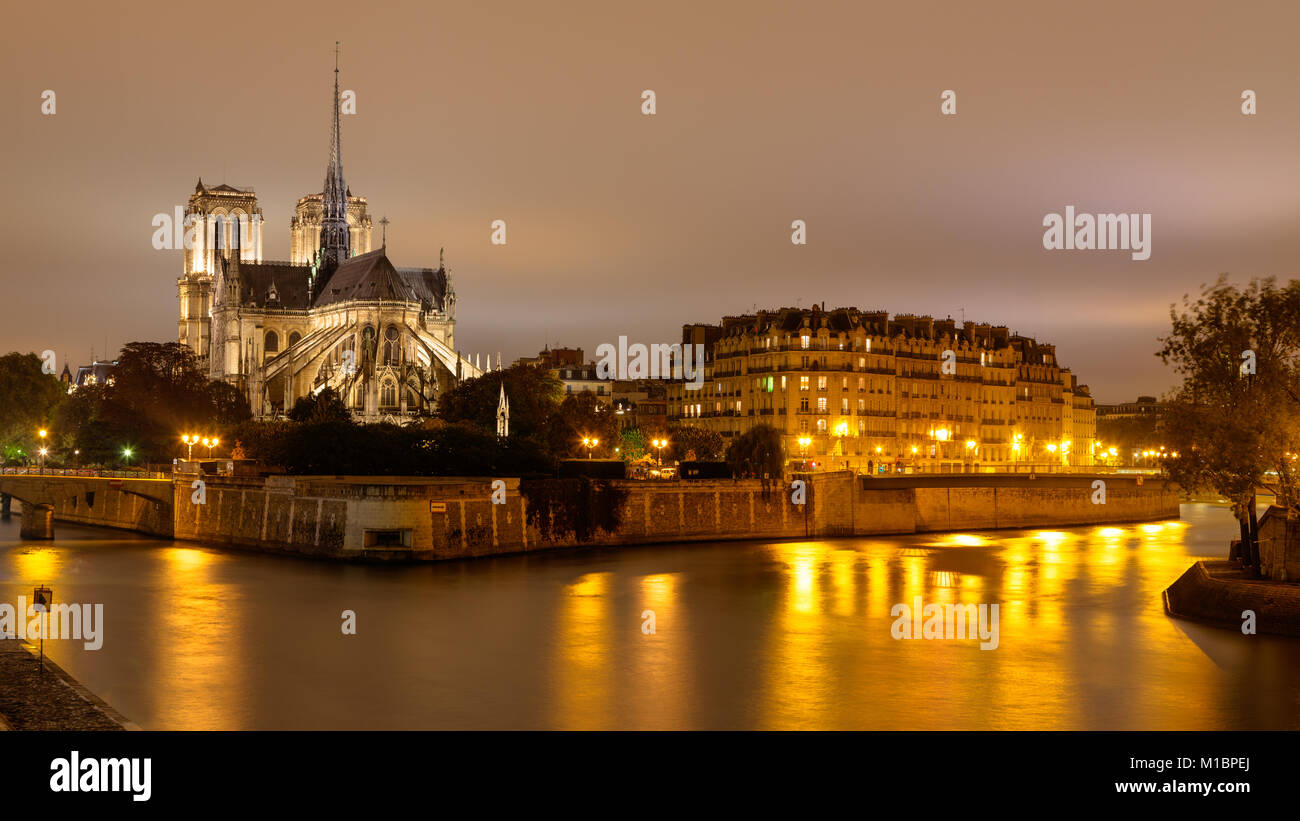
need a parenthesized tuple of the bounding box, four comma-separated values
(0, 352, 65, 465)
(1157, 276, 1300, 571)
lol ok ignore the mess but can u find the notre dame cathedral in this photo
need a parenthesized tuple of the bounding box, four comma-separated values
(176, 48, 482, 421)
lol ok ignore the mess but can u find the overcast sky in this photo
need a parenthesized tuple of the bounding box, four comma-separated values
(4, 0, 1300, 402)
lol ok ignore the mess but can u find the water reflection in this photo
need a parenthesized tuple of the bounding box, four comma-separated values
(0, 504, 1296, 729)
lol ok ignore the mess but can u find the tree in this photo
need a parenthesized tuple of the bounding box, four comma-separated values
(0, 352, 65, 465)
(725, 424, 785, 495)
(436, 365, 562, 442)
(209, 380, 253, 425)
(288, 387, 352, 424)
(619, 427, 649, 463)
(668, 425, 724, 462)
(55, 342, 252, 465)
(547, 391, 620, 459)
(1158, 276, 1300, 573)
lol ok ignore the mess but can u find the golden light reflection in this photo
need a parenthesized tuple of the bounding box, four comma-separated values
(931, 533, 988, 548)
(553, 572, 612, 730)
(154, 547, 246, 730)
(13, 546, 61, 581)
(761, 543, 833, 728)
(627, 573, 685, 729)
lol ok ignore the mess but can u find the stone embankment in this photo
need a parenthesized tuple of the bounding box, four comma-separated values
(3, 471, 1182, 562)
(1163, 560, 1300, 637)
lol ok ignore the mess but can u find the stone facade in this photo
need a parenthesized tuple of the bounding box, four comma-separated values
(666, 306, 1097, 472)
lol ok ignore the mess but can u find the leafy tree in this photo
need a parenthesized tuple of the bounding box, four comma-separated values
(288, 387, 351, 424)
(547, 390, 619, 459)
(1158, 276, 1300, 572)
(436, 364, 562, 441)
(668, 425, 724, 462)
(725, 424, 785, 495)
(619, 427, 649, 462)
(0, 352, 65, 464)
(210, 380, 253, 425)
(1096, 414, 1160, 459)
(55, 342, 251, 464)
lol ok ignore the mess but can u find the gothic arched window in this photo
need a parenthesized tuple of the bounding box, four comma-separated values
(265, 331, 279, 354)
(381, 380, 397, 408)
(383, 326, 400, 365)
(288, 331, 302, 348)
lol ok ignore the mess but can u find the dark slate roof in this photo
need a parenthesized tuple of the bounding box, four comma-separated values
(313, 249, 447, 311)
(235, 261, 311, 310)
(395, 266, 449, 313)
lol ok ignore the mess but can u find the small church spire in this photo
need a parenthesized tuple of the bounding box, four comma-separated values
(497, 384, 510, 438)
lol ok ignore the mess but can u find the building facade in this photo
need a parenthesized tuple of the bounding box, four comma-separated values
(665, 306, 1096, 472)
(176, 50, 480, 421)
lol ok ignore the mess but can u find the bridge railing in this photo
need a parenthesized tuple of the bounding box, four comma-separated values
(0, 467, 171, 480)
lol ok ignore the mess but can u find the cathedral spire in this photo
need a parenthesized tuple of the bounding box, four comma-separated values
(320, 41, 351, 267)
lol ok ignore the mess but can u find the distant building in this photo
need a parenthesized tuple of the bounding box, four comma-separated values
(514, 346, 584, 370)
(1095, 396, 1162, 420)
(67, 360, 118, 392)
(611, 380, 667, 432)
(665, 306, 1096, 472)
(555, 363, 611, 397)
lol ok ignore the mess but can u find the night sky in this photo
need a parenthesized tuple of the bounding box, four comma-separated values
(4, 0, 1300, 402)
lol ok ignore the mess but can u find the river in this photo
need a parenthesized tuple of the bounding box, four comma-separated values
(1, 503, 1296, 729)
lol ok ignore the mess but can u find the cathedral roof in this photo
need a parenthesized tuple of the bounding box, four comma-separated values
(234, 261, 311, 309)
(313, 248, 447, 311)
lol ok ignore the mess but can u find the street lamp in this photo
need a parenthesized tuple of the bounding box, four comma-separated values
(582, 437, 599, 459)
(182, 434, 197, 460)
(38, 448, 48, 474)
(797, 436, 812, 462)
(651, 438, 668, 465)
(37, 429, 47, 474)
(202, 437, 219, 459)
(122, 447, 133, 467)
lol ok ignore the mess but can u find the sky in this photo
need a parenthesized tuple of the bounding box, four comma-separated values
(3, 0, 1300, 403)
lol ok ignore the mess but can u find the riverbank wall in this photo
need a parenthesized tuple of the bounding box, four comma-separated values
(166, 471, 1179, 561)
(2, 471, 1180, 560)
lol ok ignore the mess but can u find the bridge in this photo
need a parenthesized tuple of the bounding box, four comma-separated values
(0, 469, 175, 539)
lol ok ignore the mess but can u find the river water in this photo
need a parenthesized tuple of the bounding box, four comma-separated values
(0, 503, 1296, 730)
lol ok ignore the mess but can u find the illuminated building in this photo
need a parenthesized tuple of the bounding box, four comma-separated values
(176, 49, 479, 420)
(665, 306, 1096, 471)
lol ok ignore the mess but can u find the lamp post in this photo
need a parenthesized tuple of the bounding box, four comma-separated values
(652, 438, 667, 466)
(797, 436, 812, 467)
(38, 448, 48, 474)
(203, 437, 219, 459)
(182, 434, 197, 461)
(37, 429, 47, 474)
(122, 447, 133, 468)
(582, 437, 599, 460)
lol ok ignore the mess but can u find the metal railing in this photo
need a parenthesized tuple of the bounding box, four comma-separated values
(0, 467, 171, 480)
